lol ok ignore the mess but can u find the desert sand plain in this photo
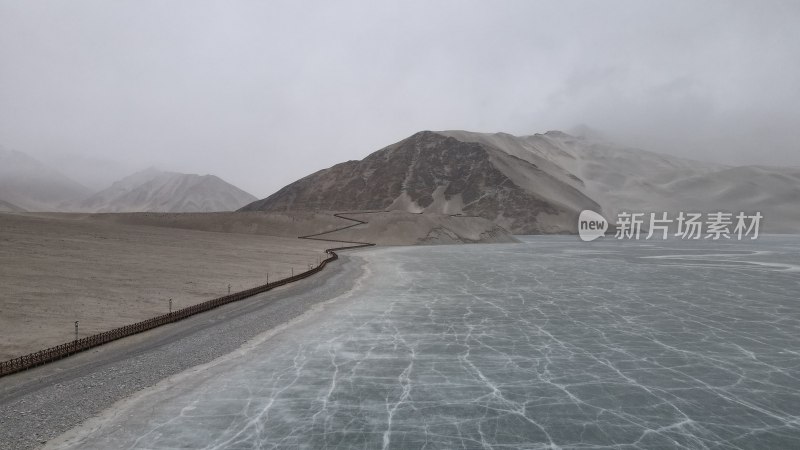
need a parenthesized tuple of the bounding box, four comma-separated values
(0, 212, 338, 359)
(0, 210, 513, 360)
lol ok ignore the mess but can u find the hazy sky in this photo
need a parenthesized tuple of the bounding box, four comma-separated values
(1, 0, 798, 196)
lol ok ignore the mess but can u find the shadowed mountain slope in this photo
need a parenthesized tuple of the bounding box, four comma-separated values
(243, 129, 800, 234)
(241, 131, 599, 234)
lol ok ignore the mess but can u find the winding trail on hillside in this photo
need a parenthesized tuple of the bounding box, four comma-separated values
(298, 210, 382, 248)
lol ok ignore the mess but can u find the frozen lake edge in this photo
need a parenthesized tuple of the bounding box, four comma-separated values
(41, 237, 800, 448)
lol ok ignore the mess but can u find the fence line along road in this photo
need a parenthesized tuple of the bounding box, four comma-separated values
(0, 215, 376, 378)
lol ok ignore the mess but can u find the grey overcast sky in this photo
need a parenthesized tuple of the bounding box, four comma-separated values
(1, 0, 799, 196)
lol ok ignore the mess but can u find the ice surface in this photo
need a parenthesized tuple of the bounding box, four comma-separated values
(52, 237, 800, 449)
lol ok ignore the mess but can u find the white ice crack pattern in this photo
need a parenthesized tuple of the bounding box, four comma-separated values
(58, 237, 800, 449)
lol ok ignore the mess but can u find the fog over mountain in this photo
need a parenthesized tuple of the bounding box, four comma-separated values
(0, 145, 256, 213)
(0, 146, 91, 211)
(0, 199, 25, 213)
(1, 1, 798, 197)
(79, 168, 257, 213)
(443, 130, 800, 233)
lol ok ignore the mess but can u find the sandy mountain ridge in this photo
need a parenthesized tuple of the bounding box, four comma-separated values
(443, 130, 800, 233)
(0, 147, 256, 213)
(78, 167, 257, 213)
(241, 131, 601, 234)
(241, 130, 800, 234)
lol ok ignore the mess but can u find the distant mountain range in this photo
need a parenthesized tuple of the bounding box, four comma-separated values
(0, 147, 256, 213)
(0, 199, 25, 212)
(4, 133, 797, 233)
(0, 146, 92, 212)
(241, 130, 800, 234)
(79, 168, 257, 213)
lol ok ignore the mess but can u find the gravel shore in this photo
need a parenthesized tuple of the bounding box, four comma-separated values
(0, 253, 365, 450)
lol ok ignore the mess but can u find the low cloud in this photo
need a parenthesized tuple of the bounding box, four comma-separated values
(1, 0, 798, 196)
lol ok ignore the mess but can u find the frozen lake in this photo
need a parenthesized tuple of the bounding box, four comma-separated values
(53, 237, 800, 449)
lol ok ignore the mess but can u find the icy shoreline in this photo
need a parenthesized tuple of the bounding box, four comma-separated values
(0, 253, 368, 450)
